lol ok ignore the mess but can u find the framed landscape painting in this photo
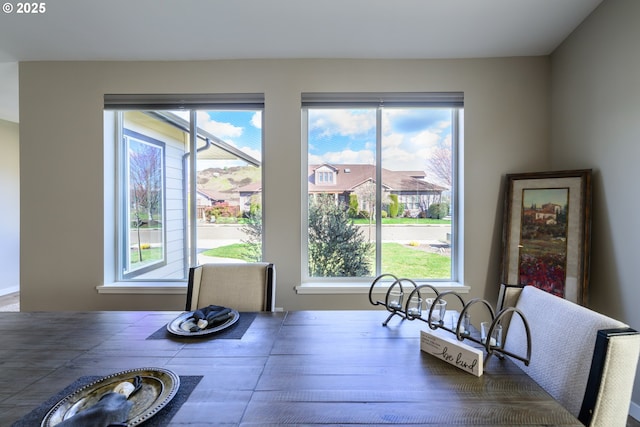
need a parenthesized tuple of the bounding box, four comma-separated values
(501, 169, 592, 305)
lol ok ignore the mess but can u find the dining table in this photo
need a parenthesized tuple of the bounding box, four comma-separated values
(0, 309, 583, 426)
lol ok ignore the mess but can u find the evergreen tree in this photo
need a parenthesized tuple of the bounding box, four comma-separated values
(428, 202, 449, 219)
(308, 195, 373, 277)
(389, 194, 399, 218)
(241, 204, 262, 262)
(348, 194, 359, 218)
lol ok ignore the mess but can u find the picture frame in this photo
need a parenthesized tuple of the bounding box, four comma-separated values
(500, 169, 592, 305)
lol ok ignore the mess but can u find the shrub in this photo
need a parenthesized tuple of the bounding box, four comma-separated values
(240, 208, 262, 262)
(428, 202, 449, 219)
(308, 195, 373, 277)
(205, 202, 239, 221)
(348, 194, 359, 218)
(388, 194, 399, 218)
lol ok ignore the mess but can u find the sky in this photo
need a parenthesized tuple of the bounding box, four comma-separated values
(177, 107, 454, 173)
(307, 107, 452, 172)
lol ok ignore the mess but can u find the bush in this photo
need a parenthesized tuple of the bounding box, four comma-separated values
(205, 202, 239, 221)
(428, 202, 449, 219)
(308, 195, 373, 277)
(348, 194, 359, 218)
(240, 208, 262, 262)
(388, 194, 399, 218)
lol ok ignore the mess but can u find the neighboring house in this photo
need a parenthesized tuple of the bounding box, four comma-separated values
(237, 181, 262, 215)
(232, 163, 448, 217)
(197, 188, 224, 207)
(306, 163, 447, 217)
(207, 163, 447, 218)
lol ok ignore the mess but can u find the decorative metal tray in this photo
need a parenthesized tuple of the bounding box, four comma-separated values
(41, 367, 180, 427)
(166, 309, 240, 337)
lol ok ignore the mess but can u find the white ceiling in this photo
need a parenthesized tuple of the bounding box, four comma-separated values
(0, 0, 603, 123)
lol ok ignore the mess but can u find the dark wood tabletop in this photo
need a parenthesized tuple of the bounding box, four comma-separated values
(0, 310, 582, 426)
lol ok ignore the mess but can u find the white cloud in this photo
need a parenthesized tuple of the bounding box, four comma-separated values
(310, 109, 375, 137)
(196, 110, 243, 138)
(251, 111, 262, 129)
(171, 110, 244, 138)
(409, 129, 440, 150)
(310, 148, 375, 165)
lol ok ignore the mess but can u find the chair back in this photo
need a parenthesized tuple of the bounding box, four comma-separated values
(500, 284, 639, 427)
(186, 262, 275, 312)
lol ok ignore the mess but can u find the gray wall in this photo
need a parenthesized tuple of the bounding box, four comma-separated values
(19, 58, 550, 311)
(551, 0, 640, 412)
(0, 118, 19, 297)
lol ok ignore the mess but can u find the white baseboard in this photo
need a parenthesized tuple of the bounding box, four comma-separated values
(630, 400, 640, 422)
(0, 286, 19, 297)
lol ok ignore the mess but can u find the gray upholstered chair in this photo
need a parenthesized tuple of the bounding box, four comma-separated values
(497, 284, 640, 427)
(186, 262, 276, 312)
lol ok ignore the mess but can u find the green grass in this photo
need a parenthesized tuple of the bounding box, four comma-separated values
(130, 247, 163, 265)
(351, 217, 450, 225)
(202, 243, 249, 260)
(203, 242, 451, 278)
(212, 217, 249, 224)
(381, 242, 450, 278)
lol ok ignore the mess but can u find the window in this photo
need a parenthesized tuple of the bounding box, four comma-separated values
(122, 130, 166, 278)
(315, 167, 335, 185)
(105, 95, 264, 282)
(303, 92, 463, 282)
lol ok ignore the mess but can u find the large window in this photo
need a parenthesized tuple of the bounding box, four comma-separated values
(105, 95, 264, 282)
(303, 93, 463, 282)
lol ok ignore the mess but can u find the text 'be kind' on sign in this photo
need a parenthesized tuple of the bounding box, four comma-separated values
(420, 329, 484, 376)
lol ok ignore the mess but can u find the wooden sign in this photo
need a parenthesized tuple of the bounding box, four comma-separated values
(420, 329, 484, 376)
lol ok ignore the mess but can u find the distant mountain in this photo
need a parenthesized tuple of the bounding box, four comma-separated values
(197, 166, 261, 192)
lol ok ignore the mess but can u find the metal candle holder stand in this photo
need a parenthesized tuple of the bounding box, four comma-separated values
(368, 273, 531, 366)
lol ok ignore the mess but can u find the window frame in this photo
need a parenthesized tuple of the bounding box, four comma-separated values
(104, 94, 265, 285)
(119, 128, 167, 279)
(301, 92, 463, 285)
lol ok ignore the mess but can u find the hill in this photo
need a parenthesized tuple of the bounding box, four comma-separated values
(197, 166, 261, 192)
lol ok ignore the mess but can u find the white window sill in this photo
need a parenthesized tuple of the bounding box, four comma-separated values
(295, 281, 469, 295)
(97, 282, 187, 295)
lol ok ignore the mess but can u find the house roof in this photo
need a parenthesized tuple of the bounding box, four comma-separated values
(197, 188, 232, 202)
(308, 164, 446, 194)
(149, 111, 261, 167)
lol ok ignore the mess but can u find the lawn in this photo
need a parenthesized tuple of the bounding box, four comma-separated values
(352, 217, 450, 225)
(381, 243, 450, 278)
(130, 247, 163, 265)
(202, 242, 451, 279)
